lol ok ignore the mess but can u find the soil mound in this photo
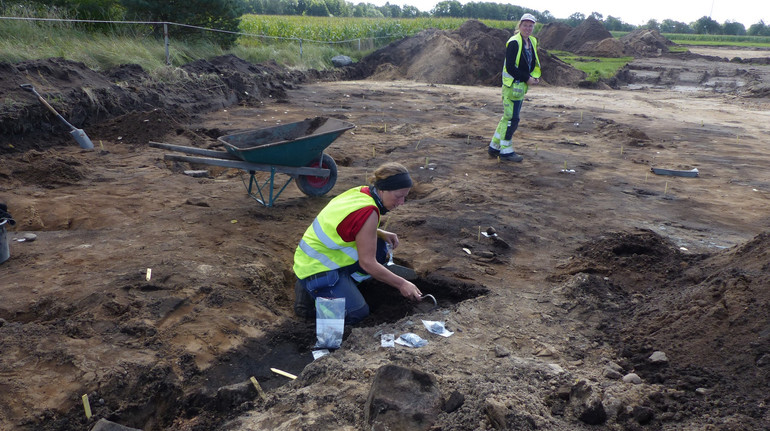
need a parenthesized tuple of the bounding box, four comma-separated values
(561, 16, 612, 54)
(536, 22, 572, 51)
(537, 19, 674, 58)
(351, 19, 510, 86)
(350, 19, 586, 87)
(557, 229, 770, 420)
(620, 29, 674, 56)
(0, 56, 322, 155)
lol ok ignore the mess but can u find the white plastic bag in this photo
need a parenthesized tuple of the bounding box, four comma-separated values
(315, 297, 345, 349)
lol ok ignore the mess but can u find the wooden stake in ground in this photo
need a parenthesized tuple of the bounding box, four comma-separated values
(250, 377, 268, 401)
(82, 394, 92, 418)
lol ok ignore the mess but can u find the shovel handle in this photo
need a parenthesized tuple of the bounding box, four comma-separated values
(20, 84, 75, 130)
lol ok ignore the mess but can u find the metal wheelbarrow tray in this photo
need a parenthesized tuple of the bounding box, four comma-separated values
(150, 117, 355, 207)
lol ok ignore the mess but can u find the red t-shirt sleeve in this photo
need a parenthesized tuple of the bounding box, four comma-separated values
(337, 187, 378, 242)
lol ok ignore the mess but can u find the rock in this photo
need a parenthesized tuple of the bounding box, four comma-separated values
(23, 233, 37, 242)
(215, 381, 256, 411)
(443, 390, 464, 413)
(569, 380, 607, 425)
(331, 55, 353, 67)
(494, 345, 510, 357)
(555, 384, 571, 400)
(91, 418, 143, 431)
(548, 363, 565, 374)
(603, 367, 623, 380)
(484, 398, 540, 429)
(183, 170, 209, 178)
(365, 364, 442, 431)
(185, 197, 211, 207)
(577, 397, 607, 425)
(606, 361, 624, 373)
(649, 351, 668, 363)
(623, 373, 642, 384)
(485, 398, 509, 428)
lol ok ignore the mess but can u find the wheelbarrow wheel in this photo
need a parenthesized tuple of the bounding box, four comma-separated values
(296, 153, 337, 197)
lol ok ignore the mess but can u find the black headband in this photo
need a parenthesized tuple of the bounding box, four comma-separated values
(375, 172, 412, 191)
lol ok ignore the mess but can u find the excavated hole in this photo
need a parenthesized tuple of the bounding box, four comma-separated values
(199, 274, 489, 393)
(47, 274, 489, 430)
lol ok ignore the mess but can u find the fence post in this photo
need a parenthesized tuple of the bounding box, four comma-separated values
(164, 23, 170, 66)
(299, 38, 303, 61)
(358, 38, 361, 51)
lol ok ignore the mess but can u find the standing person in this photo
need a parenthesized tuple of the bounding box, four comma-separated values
(488, 13, 542, 162)
(293, 162, 422, 324)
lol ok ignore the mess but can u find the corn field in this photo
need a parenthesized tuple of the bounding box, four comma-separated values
(238, 15, 514, 45)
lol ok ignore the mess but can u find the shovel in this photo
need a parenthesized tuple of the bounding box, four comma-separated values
(20, 84, 94, 150)
(386, 243, 417, 280)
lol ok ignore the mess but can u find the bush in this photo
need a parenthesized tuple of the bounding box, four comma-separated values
(121, 0, 244, 47)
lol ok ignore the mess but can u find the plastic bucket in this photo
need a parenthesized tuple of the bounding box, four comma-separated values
(0, 219, 9, 264)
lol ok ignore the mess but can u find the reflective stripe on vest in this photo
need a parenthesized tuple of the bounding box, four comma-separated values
(502, 33, 541, 87)
(293, 186, 379, 279)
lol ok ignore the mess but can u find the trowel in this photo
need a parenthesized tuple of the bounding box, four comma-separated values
(21, 84, 94, 150)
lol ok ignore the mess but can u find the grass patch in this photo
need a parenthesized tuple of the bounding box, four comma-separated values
(550, 51, 632, 82)
(611, 31, 770, 47)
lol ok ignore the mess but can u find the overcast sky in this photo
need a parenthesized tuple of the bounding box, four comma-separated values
(368, 0, 769, 27)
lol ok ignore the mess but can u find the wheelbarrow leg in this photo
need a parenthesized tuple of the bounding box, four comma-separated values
(269, 167, 275, 207)
(246, 168, 294, 207)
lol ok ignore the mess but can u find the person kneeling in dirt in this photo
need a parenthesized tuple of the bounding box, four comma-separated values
(292, 162, 422, 324)
(487, 13, 542, 162)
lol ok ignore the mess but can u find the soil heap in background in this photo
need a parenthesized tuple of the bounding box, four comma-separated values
(537, 17, 674, 58)
(350, 19, 586, 87)
(536, 22, 573, 50)
(619, 29, 675, 56)
(560, 16, 613, 54)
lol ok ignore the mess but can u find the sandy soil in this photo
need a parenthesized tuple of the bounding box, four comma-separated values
(1, 33, 769, 431)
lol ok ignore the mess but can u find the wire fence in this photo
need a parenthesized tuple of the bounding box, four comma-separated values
(0, 16, 409, 65)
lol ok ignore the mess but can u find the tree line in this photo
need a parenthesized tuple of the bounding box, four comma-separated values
(9, 0, 770, 38)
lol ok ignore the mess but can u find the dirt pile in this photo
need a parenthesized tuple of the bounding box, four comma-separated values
(0, 56, 325, 154)
(349, 19, 586, 87)
(560, 16, 613, 54)
(350, 19, 510, 86)
(620, 29, 674, 56)
(537, 18, 674, 58)
(555, 229, 770, 423)
(535, 22, 573, 51)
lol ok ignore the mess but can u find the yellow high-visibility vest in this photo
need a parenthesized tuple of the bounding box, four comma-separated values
(502, 33, 541, 87)
(293, 186, 379, 279)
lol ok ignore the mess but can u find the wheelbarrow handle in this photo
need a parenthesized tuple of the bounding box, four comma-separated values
(20, 83, 76, 131)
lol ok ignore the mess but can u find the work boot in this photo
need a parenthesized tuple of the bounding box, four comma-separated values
(294, 281, 315, 318)
(499, 152, 523, 162)
(487, 146, 500, 158)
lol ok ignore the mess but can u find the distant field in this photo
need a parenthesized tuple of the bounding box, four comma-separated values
(238, 15, 517, 43)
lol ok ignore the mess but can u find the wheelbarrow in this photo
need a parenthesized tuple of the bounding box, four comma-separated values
(150, 117, 355, 207)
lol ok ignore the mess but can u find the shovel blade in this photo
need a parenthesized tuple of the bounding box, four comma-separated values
(70, 128, 94, 150)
